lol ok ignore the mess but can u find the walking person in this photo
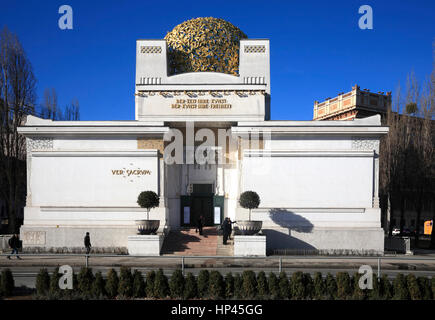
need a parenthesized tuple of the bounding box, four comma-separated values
(84, 232, 91, 254)
(197, 215, 204, 235)
(7, 234, 21, 260)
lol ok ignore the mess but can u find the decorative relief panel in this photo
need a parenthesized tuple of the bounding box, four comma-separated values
(27, 138, 53, 152)
(137, 138, 164, 154)
(351, 137, 379, 152)
(244, 45, 266, 53)
(23, 231, 46, 245)
(140, 46, 162, 54)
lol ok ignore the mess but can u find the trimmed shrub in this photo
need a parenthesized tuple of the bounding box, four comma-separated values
(77, 267, 94, 296)
(105, 268, 119, 298)
(0, 269, 14, 297)
(417, 277, 432, 300)
(290, 271, 305, 300)
(351, 272, 367, 300)
(393, 273, 409, 300)
(224, 273, 234, 299)
(241, 270, 257, 299)
(169, 269, 185, 299)
(406, 274, 421, 300)
(256, 271, 268, 299)
(132, 270, 145, 298)
(197, 270, 210, 298)
(209, 271, 225, 299)
(118, 267, 133, 298)
(304, 273, 314, 300)
(91, 271, 106, 298)
(432, 277, 435, 300)
(35, 268, 50, 296)
(325, 273, 337, 300)
(183, 272, 197, 299)
(278, 272, 290, 299)
(234, 273, 243, 299)
(153, 269, 169, 298)
(336, 272, 352, 300)
(145, 271, 156, 298)
(380, 275, 393, 300)
(268, 272, 280, 299)
(49, 267, 62, 296)
(313, 272, 326, 300)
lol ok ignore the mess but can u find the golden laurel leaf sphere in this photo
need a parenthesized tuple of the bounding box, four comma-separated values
(164, 17, 247, 76)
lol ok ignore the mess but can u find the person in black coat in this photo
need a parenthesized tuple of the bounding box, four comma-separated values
(222, 218, 231, 245)
(7, 234, 21, 260)
(84, 232, 91, 254)
(197, 215, 204, 235)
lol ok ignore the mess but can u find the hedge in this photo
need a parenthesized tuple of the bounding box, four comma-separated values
(23, 268, 435, 300)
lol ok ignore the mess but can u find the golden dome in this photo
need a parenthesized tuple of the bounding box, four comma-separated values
(164, 17, 247, 76)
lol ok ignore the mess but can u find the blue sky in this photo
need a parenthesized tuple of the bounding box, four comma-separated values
(1, 0, 434, 120)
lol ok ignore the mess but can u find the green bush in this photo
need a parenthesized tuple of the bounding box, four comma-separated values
(304, 273, 314, 300)
(224, 273, 234, 299)
(183, 272, 197, 299)
(290, 271, 305, 300)
(325, 273, 337, 300)
(35, 268, 50, 296)
(118, 267, 133, 298)
(336, 272, 352, 300)
(432, 277, 435, 300)
(379, 275, 393, 300)
(153, 269, 169, 298)
(393, 273, 409, 300)
(268, 272, 280, 299)
(169, 269, 185, 299)
(91, 271, 106, 298)
(234, 273, 243, 299)
(406, 274, 421, 300)
(241, 270, 257, 299)
(256, 271, 268, 299)
(0, 269, 14, 297)
(278, 272, 290, 299)
(417, 277, 432, 300)
(132, 270, 145, 298)
(49, 267, 61, 296)
(105, 268, 119, 298)
(313, 272, 325, 300)
(145, 271, 156, 298)
(351, 272, 367, 300)
(209, 271, 225, 299)
(197, 270, 209, 298)
(77, 267, 94, 296)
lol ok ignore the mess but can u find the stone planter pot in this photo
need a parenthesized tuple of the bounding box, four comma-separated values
(235, 220, 263, 235)
(135, 220, 160, 235)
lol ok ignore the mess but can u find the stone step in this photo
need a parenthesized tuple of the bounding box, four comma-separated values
(161, 227, 219, 256)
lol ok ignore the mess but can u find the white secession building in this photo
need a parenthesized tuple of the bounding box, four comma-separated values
(18, 19, 389, 254)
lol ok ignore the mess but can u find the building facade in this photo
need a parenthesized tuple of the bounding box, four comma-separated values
(17, 21, 389, 254)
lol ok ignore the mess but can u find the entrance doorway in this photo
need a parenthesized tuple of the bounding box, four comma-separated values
(180, 184, 224, 227)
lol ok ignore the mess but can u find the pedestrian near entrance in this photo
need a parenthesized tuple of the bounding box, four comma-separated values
(7, 234, 21, 260)
(197, 215, 204, 235)
(227, 218, 235, 240)
(84, 232, 91, 254)
(222, 218, 230, 245)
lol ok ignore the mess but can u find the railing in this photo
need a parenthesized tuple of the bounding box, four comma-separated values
(2, 253, 435, 280)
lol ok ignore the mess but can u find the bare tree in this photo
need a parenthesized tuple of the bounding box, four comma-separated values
(40, 88, 61, 120)
(0, 27, 36, 233)
(63, 98, 80, 121)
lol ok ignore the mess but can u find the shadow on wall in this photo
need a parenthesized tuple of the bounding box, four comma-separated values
(264, 208, 316, 251)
